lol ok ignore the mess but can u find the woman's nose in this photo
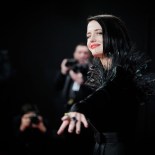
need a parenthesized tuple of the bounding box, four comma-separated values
(90, 35, 96, 42)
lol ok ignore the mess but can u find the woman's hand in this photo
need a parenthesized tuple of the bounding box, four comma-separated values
(57, 112, 88, 135)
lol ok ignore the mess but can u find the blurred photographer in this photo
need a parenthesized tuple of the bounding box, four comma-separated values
(12, 103, 53, 155)
(19, 105, 46, 133)
(54, 43, 91, 113)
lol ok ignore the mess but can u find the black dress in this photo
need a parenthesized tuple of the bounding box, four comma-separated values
(70, 51, 155, 155)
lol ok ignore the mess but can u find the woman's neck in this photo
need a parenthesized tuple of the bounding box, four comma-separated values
(100, 56, 112, 70)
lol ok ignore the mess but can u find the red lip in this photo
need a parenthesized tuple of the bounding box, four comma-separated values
(90, 44, 100, 49)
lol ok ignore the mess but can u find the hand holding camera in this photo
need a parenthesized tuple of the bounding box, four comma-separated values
(20, 112, 46, 132)
(29, 114, 40, 125)
(61, 58, 78, 75)
(60, 59, 70, 74)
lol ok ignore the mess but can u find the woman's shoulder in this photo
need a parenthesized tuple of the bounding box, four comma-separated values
(118, 48, 155, 97)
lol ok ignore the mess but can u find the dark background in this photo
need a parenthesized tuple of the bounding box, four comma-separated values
(0, 0, 155, 154)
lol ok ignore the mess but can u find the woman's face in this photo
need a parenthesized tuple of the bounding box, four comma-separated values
(87, 20, 103, 58)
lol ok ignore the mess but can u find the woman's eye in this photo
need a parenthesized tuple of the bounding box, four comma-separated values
(97, 32, 103, 35)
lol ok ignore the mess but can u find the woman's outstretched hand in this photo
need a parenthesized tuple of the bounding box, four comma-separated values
(57, 112, 89, 135)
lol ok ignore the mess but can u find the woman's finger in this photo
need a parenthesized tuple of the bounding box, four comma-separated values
(75, 114, 81, 134)
(68, 116, 77, 133)
(57, 120, 69, 135)
(81, 114, 89, 128)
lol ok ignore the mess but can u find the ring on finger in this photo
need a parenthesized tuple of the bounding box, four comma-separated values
(64, 113, 70, 117)
(71, 117, 77, 123)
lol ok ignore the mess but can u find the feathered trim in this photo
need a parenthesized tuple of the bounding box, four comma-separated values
(85, 46, 155, 98)
(121, 46, 155, 96)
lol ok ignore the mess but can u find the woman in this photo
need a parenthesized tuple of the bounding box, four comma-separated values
(57, 14, 155, 155)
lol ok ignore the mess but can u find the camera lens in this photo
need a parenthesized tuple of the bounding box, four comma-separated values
(30, 115, 39, 124)
(65, 59, 78, 67)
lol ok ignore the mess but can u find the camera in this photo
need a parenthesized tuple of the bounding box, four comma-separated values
(65, 59, 78, 67)
(65, 59, 89, 73)
(30, 114, 40, 125)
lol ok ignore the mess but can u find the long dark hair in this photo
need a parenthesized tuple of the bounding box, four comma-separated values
(87, 14, 132, 59)
(85, 14, 132, 89)
(85, 14, 155, 97)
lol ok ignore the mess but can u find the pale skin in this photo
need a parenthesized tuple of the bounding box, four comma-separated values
(60, 45, 90, 85)
(57, 20, 112, 135)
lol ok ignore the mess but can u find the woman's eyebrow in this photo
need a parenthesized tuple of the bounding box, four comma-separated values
(87, 29, 102, 34)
